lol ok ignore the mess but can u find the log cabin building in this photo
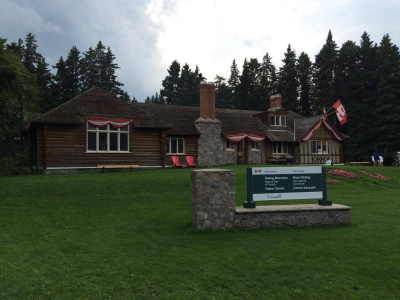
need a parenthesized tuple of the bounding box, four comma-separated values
(25, 82, 348, 171)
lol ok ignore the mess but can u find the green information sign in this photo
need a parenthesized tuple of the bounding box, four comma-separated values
(243, 167, 332, 208)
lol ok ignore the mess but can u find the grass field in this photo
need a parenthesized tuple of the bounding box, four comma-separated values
(0, 165, 399, 299)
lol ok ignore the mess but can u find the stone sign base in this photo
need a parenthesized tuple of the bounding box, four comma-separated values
(235, 204, 351, 229)
(191, 169, 351, 230)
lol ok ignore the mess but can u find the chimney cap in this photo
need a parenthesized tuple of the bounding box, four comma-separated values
(200, 80, 208, 85)
(207, 81, 215, 85)
(270, 94, 281, 99)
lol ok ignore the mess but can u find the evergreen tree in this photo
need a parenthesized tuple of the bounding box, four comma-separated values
(160, 60, 180, 104)
(81, 46, 97, 90)
(259, 52, 277, 111)
(296, 52, 312, 116)
(215, 74, 232, 108)
(234, 58, 251, 109)
(313, 30, 338, 116)
(80, 42, 123, 95)
(36, 55, 53, 112)
(0, 38, 37, 145)
(23, 33, 39, 74)
(371, 34, 400, 157)
(6, 38, 24, 60)
(247, 58, 261, 110)
(65, 46, 81, 99)
(131, 96, 138, 102)
(335, 40, 360, 137)
(120, 91, 131, 101)
(346, 32, 379, 160)
(228, 59, 240, 91)
(103, 46, 123, 95)
(51, 56, 69, 109)
(278, 44, 298, 112)
(177, 63, 194, 106)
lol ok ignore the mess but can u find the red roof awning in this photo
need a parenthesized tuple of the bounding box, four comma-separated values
(302, 118, 342, 141)
(224, 133, 265, 143)
(86, 118, 130, 128)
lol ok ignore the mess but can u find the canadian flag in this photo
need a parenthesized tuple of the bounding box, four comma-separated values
(333, 100, 347, 125)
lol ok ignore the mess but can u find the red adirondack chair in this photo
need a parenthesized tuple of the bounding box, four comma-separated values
(186, 156, 197, 168)
(171, 156, 183, 168)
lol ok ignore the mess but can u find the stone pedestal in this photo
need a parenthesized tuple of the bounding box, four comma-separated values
(191, 169, 236, 229)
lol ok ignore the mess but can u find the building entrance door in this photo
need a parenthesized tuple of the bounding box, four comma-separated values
(237, 140, 246, 164)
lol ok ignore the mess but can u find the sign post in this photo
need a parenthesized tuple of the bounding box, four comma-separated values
(244, 168, 256, 208)
(244, 166, 332, 208)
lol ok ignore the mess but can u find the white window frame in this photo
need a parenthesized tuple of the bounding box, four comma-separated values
(312, 140, 329, 154)
(270, 115, 286, 127)
(251, 141, 260, 151)
(167, 137, 185, 155)
(273, 142, 288, 154)
(86, 122, 129, 153)
(226, 140, 234, 150)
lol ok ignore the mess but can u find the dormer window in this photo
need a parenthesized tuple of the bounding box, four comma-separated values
(270, 115, 286, 126)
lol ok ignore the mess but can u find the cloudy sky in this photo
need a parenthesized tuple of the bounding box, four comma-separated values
(1, 0, 399, 101)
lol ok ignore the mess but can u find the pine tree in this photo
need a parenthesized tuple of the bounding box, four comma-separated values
(120, 91, 131, 101)
(296, 52, 312, 116)
(346, 32, 379, 160)
(372, 34, 400, 157)
(215, 74, 232, 108)
(36, 55, 53, 112)
(259, 52, 277, 111)
(313, 30, 338, 115)
(234, 58, 250, 109)
(228, 59, 240, 88)
(51, 56, 69, 109)
(0, 38, 37, 142)
(81, 46, 97, 90)
(103, 46, 123, 95)
(177, 63, 193, 106)
(160, 60, 180, 105)
(335, 40, 360, 138)
(23, 33, 39, 74)
(65, 46, 81, 99)
(278, 44, 298, 112)
(6, 38, 24, 60)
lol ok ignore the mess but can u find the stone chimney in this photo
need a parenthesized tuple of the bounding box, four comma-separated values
(195, 81, 223, 167)
(199, 80, 216, 119)
(269, 94, 282, 109)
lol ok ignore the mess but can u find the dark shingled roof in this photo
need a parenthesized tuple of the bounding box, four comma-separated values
(22, 112, 42, 132)
(25, 87, 344, 141)
(132, 103, 268, 136)
(31, 87, 171, 129)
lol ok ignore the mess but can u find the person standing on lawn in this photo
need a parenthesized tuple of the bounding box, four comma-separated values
(373, 149, 380, 166)
(394, 152, 400, 167)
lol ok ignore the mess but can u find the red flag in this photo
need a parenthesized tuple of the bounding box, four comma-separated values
(333, 100, 347, 125)
(323, 107, 328, 118)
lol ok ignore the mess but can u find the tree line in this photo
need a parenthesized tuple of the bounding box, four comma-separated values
(151, 30, 400, 162)
(1, 33, 131, 158)
(1, 30, 399, 162)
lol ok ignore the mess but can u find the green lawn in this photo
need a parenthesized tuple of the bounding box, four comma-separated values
(1, 165, 399, 299)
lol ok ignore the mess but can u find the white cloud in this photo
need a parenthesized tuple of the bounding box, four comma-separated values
(1, 0, 399, 101)
(147, 0, 400, 83)
(0, 0, 61, 33)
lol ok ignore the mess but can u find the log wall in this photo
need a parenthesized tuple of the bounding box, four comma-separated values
(165, 135, 198, 166)
(36, 123, 167, 168)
